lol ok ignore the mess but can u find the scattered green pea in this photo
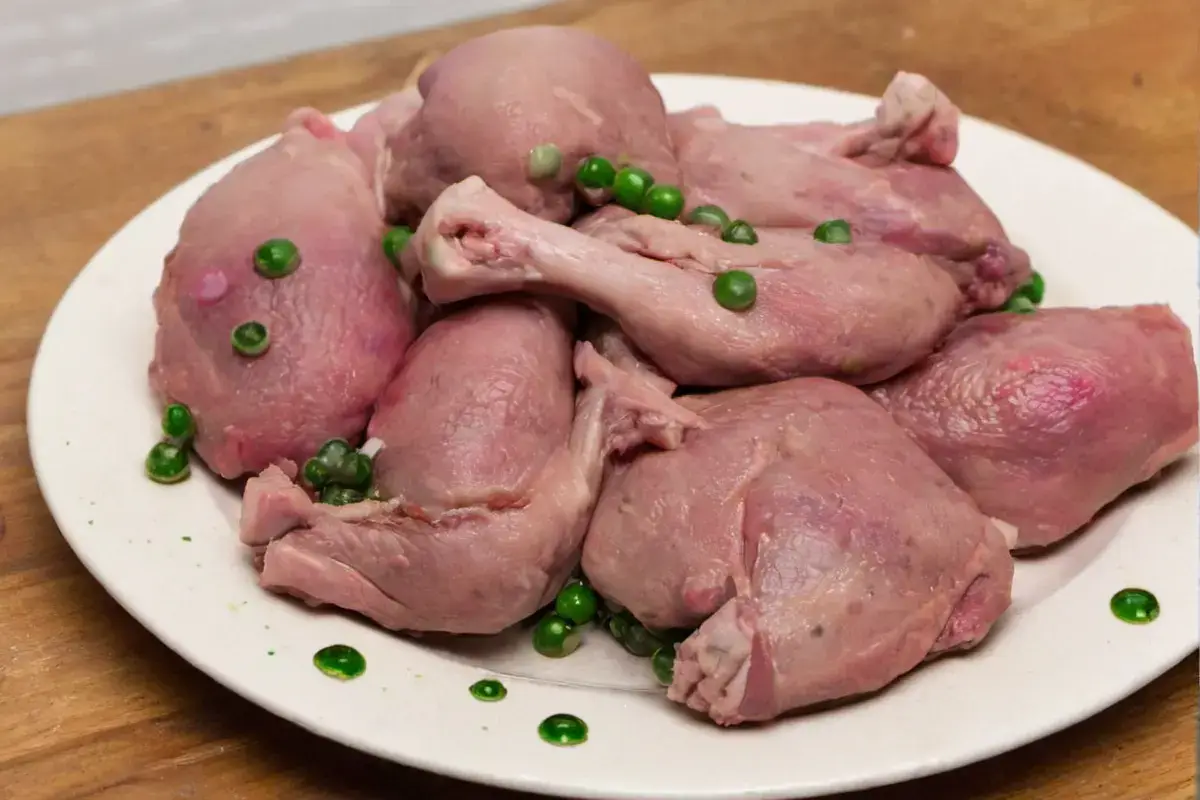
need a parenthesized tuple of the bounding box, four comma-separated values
(537, 713, 588, 747)
(338, 451, 373, 491)
(1002, 294, 1037, 314)
(575, 156, 617, 190)
(612, 167, 654, 211)
(533, 614, 581, 658)
(528, 143, 563, 180)
(1111, 588, 1160, 624)
(651, 645, 676, 686)
(722, 220, 759, 245)
(642, 184, 685, 220)
(607, 611, 630, 642)
(813, 219, 852, 244)
(1017, 270, 1045, 305)
(555, 581, 599, 625)
(231, 321, 270, 357)
(620, 621, 663, 657)
(315, 438, 354, 473)
(382, 226, 414, 268)
(145, 441, 190, 484)
(303, 457, 331, 489)
(687, 205, 730, 228)
(469, 678, 508, 702)
(320, 485, 365, 506)
(253, 238, 301, 278)
(712, 270, 757, 311)
(161, 403, 195, 443)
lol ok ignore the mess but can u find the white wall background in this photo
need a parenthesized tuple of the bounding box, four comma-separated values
(0, 0, 549, 116)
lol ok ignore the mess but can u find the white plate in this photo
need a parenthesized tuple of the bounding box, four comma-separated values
(28, 75, 1199, 799)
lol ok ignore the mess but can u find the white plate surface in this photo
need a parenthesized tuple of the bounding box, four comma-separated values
(28, 75, 1199, 799)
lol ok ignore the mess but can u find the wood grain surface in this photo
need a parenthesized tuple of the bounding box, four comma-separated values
(0, 0, 1195, 798)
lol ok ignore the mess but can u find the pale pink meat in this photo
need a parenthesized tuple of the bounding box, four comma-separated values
(670, 72, 1030, 310)
(379, 26, 678, 224)
(149, 109, 416, 479)
(404, 177, 963, 387)
(239, 297, 701, 634)
(346, 87, 423, 211)
(873, 305, 1199, 549)
(582, 378, 1012, 725)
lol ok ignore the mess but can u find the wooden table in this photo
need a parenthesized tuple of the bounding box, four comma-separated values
(0, 0, 1195, 797)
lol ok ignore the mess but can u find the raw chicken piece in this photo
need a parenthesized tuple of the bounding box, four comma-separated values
(575, 203, 1005, 314)
(369, 297, 576, 518)
(150, 109, 416, 479)
(873, 306, 1199, 549)
(582, 378, 1012, 725)
(405, 177, 962, 387)
(670, 72, 1031, 310)
(239, 298, 702, 634)
(379, 26, 678, 224)
(582, 312, 677, 398)
(346, 87, 423, 209)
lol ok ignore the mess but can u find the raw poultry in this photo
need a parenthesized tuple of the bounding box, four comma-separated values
(582, 378, 1012, 725)
(145, 24, 1198, 726)
(149, 108, 415, 479)
(404, 177, 964, 386)
(376, 26, 679, 224)
(239, 298, 699, 634)
(873, 305, 1198, 549)
(669, 71, 1032, 309)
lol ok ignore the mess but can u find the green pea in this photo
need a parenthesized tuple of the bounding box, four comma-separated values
(813, 219, 852, 244)
(607, 611, 630, 642)
(612, 167, 654, 211)
(310, 439, 370, 488)
(340, 452, 373, 491)
(532, 614, 581, 658)
(315, 438, 354, 471)
(1002, 294, 1037, 314)
(575, 156, 617, 190)
(687, 205, 730, 228)
(161, 403, 195, 443)
(721, 220, 759, 245)
(231, 321, 270, 357)
(528, 143, 563, 180)
(620, 621, 663, 657)
(320, 485, 365, 506)
(555, 581, 599, 625)
(302, 457, 331, 489)
(1017, 270, 1045, 305)
(1111, 588, 1160, 624)
(642, 185, 685, 220)
(712, 270, 757, 311)
(651, 645, 676, 686)
(382, 226, 414, 268)
(145, 441, 190, 484)
(253, 238, 300, 278)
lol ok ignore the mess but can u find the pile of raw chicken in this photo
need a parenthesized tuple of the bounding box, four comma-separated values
(149, 26, 1199, 726)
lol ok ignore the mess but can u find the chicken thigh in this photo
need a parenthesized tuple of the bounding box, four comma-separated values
(379, 25, 678, 224)
(873, 305, 1199, 549)
(582, 378, 1012, 725)
(239, 298, 701, 634)
(150, 108, 415, 478)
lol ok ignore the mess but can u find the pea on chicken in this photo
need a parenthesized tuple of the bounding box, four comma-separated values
(231, 321, 270, 357)
(253, 238, 301, 278)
